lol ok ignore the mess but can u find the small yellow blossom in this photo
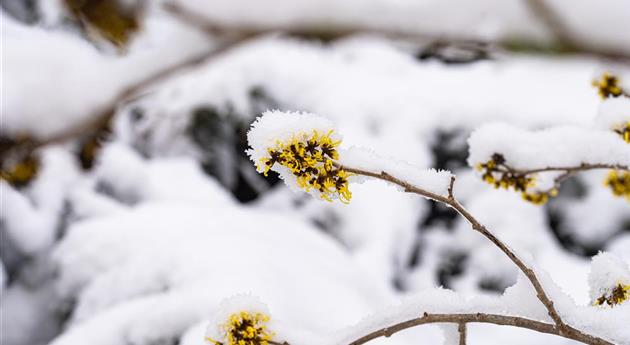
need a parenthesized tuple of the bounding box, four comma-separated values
(592, 73, 623, 99)
(206, 311, 274, 345)
(256, 130, 352, 203)
(0, 155, 39, 188)
(612, 122, 630, 143)
(595, 283, 630, 307)
(522, 190, 556, 205)
(477, 154, 536, 192)
(604, 170, 630, 201)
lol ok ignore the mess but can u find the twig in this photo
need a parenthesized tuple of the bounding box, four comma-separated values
(458, 322, 466, 345)
(509, 163, 629, 176)
(338, 164, 613, 345)
(524, 0, 576, 50)
(1, 29, 261, 163)
(164, 1, 630, 63)
(346, 312, 611, 345)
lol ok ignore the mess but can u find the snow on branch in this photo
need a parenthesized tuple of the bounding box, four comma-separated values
(247, 110, 453, 203)
(241, 110, 624, 345)
(468, 87, 630, 204)
(467, 124, 630, 172)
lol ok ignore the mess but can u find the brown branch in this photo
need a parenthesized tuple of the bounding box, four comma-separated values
(164, 1, 630, 63)
(346, 312, 611, 345)
(458, 322, 466, 345)
(2, 29, 261, 164)
(524, 0, 576, 50)
(338, 164, 613, 345)
(509, 163, 629, 176)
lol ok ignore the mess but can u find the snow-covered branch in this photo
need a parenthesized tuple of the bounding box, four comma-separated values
(239, 110, 629, 345)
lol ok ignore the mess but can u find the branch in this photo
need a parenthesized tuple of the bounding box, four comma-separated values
(1, 29, 261, 164)
(458, 322, 466, 345)
(509, 163, 629, 176)
(164, 2, 630, 63)
(346, 312, 611, 345)
(524, 0, 576, 50)
(502, 162, 629, 196)
(338, 165, 613, 345)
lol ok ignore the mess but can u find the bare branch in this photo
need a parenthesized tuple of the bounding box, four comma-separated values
(346, 312, 611, 345)
(509, 163, 629, 176)
(524, 0, 576, 50)
(458, 322, 466, 345)
(1, 29, 261, 165)
(338, 164, 613, 345)
(164, 1, 630, 63)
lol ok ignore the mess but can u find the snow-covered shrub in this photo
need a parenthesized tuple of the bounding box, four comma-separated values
(217, 110, 630, 345)
(3, 4, 630, 344)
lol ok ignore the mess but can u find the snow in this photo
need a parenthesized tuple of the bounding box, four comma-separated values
(588, 252, 630, 304)
(247, 110, 339, 172)
(3, 2, 630, 345)
(340, 147, 454, 198)
(468, 122, 630, 170)
(596, 97, 630, 130)
(171, 0, 630, 55)
(49, 203, 398, 345)
(1, 8, 211, 139)
(247, 111, 453, 199)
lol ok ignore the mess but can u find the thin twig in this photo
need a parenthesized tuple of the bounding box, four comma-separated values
(346, 312, 611, 345)
(524, 0, 576, 50)
(164, 1, 630, 63)
(503, 162, 629, 196)
(509, 163, 629, 176)
(458, 322, 466, 345)
(338, 164, 612, 345)
(2, 30, 261, 163)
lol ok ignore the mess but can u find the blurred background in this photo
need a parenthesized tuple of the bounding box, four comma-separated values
(1, 1, 630, 344)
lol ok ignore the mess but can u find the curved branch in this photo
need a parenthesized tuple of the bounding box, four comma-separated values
(338, 165, 613, 345)
(346, 312, 607, 345)
(509, 163, 629, 176)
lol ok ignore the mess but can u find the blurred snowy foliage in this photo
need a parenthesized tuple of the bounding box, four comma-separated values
(1, 0, 630, 345)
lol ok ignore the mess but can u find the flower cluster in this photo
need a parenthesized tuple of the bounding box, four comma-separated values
(612, 122, 630, 143)
(474, 153, 551, 204)
(256, 130, 352, 203)
(592, 73, 623, 99)
(522, 190, 558, 206)
(0, 155, 39, 188)
(206, 311, 274, 345)
(604, 170, 630, 201)
(595, 283, 630, 307)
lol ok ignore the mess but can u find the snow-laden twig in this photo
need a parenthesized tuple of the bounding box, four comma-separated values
(1, 23, 260, 164)
(345, 313, 604, 345)
(246, 112, 621, 345)
(335, 165, 612, 345)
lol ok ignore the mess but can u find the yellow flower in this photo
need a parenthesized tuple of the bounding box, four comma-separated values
(592, 73, 623, 99)
(595, 283, 630, 307)
(206, 311, 274, 345)
(256, 130, 352, 203)
(522, 191, 551, 205)
(604, 170, 630, 201)
(0, 155, 39, 188)
(612, 122, 630, 143)
(477, 154, 536, 193)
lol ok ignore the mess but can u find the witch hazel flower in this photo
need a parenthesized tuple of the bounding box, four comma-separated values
(247, 111, 352, 203)
(588, 252, 630, 307)
(206, 296, 276, 345)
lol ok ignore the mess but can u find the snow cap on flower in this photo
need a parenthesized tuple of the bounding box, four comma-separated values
(247, 110, 352, 203)
(588, 252, 630, 307)
(596, 97, 630, 144)
(205, 295, 275, 345)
